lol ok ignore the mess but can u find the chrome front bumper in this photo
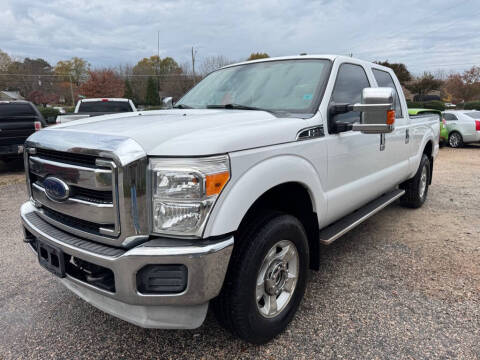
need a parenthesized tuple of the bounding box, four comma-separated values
(20, 201, 234, 329)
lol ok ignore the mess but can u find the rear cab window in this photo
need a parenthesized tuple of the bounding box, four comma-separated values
(0, 103, 36, 117)
(78, 101, 133, 113)
(372, 69, 403, 118)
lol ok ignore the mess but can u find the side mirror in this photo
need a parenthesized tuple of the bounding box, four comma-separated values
(352, 87, 395, 134)
(162, 97, 173, 109)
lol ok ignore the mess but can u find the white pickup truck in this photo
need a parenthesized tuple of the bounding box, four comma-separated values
(55, 98, 137, 123)
(20, 55, 439, 344)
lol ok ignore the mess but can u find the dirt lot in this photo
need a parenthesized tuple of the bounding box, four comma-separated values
(0, 147, 479, 359)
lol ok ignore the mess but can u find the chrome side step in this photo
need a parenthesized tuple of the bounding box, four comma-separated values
(319, 189, 405, 245)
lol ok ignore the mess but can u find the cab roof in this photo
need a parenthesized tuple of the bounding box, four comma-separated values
(223, 54, 389, 71)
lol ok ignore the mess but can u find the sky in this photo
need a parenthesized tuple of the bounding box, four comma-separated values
(1, 0, 479, 74)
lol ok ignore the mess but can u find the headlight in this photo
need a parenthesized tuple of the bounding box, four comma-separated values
(150, 155, 230, 236)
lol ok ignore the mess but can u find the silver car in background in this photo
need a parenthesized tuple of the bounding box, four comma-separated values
(443, 110, 480, 148)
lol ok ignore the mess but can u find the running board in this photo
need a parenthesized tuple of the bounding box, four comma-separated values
(319, 189, 405, 245)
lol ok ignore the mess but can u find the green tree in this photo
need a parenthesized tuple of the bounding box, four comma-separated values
(374, 60, 412, 84)
(145, 77, 159, 105)
(247, 52, 269, 61)
(3, 57, 54, 96)
(124, 79, 135, 101)
(406, 72, 443, 97)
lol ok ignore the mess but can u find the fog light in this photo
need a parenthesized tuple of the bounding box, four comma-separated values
(136, 264, 188, 294)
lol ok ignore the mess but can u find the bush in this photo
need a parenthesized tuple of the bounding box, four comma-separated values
(464, 101, 480, 110)
(37, 107, 60, 124)
(407, 101, 422, 108)
(143, 105, 164, 110)
(421, 100, 446, 111)
(406, 100, 445, 111)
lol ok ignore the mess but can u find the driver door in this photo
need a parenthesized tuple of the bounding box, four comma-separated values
(324, 62, 391, 223)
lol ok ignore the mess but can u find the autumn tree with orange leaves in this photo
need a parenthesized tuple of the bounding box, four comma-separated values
(79, 70, 124, 98)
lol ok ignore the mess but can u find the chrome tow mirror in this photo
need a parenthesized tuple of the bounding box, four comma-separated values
(352, 87, 395, 134)
(162, 96, 173, 109)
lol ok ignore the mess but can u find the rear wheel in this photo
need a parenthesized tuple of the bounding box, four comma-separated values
(400, 154, 430, 208)
(212, 212, 309, 344)
(448, 132, 463, 148)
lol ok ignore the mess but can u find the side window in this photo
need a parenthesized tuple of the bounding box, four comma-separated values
(331, 63, 370, 123)
(443, 113, 458, 121)
(372, 69, 403, 118)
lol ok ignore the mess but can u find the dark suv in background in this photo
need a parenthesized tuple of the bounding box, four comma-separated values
(0, 101, 46, 162)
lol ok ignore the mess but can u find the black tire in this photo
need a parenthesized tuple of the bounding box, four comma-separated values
(212, 212, 309, 344)
(448, 132, 463, 148)
(400, 154, 430, 208)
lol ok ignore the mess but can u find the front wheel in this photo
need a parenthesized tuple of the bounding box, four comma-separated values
(212, 213, 309, 344)
(400, 154, 431, 208)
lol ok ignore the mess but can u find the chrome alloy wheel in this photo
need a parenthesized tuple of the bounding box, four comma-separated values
(419, 164, 428, 199)
(256, 240, 299, 318)
(449, 133, 461, 148)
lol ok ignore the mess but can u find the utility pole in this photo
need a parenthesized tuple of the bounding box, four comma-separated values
(191, 46, 197, 85)
(157, 30, 160, 100)
(68, 75, 75, 106)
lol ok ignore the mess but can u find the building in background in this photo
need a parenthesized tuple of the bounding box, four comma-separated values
(0, 90, 25, 101)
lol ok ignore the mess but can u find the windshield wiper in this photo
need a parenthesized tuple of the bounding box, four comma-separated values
(174, 104, 194, 109)
(207, 103, 270, 112)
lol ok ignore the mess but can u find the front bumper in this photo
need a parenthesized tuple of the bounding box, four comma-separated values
(20, 201, 234, 329)
(0, 144, 24, 157)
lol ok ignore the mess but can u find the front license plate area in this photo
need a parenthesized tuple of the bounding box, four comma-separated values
(37, 240, 66, 278)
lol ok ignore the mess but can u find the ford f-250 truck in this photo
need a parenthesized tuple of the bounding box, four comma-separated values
(20, 55, 439, 344)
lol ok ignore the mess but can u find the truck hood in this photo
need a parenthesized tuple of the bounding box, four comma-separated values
(45, 109, 306, 156)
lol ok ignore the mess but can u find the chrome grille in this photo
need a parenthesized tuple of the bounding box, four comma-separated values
(24, 129, 150, 248)
(28, 150, 120, 241)
(35, 148, 99, 167)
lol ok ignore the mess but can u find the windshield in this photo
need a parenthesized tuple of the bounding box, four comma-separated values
(0, 103, 36, 117)
(176, 59, 331, 115)
(78, 101, 133, 113)
(465, 111, 480, 119)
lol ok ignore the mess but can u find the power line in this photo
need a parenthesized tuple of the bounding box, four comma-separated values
(0, 73, 193, 77)
(0, 73, 70, 77)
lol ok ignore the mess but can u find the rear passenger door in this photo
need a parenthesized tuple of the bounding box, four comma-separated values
(371, 68, 411, 171)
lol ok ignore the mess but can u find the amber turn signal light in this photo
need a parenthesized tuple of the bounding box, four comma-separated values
(206, 172, 230, 197)
(386, 110, 395, 125)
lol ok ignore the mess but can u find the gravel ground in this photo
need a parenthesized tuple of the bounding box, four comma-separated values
(0, 147, 479, 359)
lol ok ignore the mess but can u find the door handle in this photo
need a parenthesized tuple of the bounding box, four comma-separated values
(405, 129, 410, 144)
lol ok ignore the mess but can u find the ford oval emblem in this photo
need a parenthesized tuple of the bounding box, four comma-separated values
(43, 177, 70, 202)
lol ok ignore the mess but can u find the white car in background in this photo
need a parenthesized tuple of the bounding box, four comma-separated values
(443, 110, 480, 147)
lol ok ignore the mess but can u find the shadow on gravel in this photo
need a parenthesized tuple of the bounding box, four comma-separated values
(0, 158, 24, 174)
(462, 143, 480, 149)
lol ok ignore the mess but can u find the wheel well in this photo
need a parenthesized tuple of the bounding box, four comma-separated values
(423, 141, 433, 185)
(236, 182, 320, 270)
